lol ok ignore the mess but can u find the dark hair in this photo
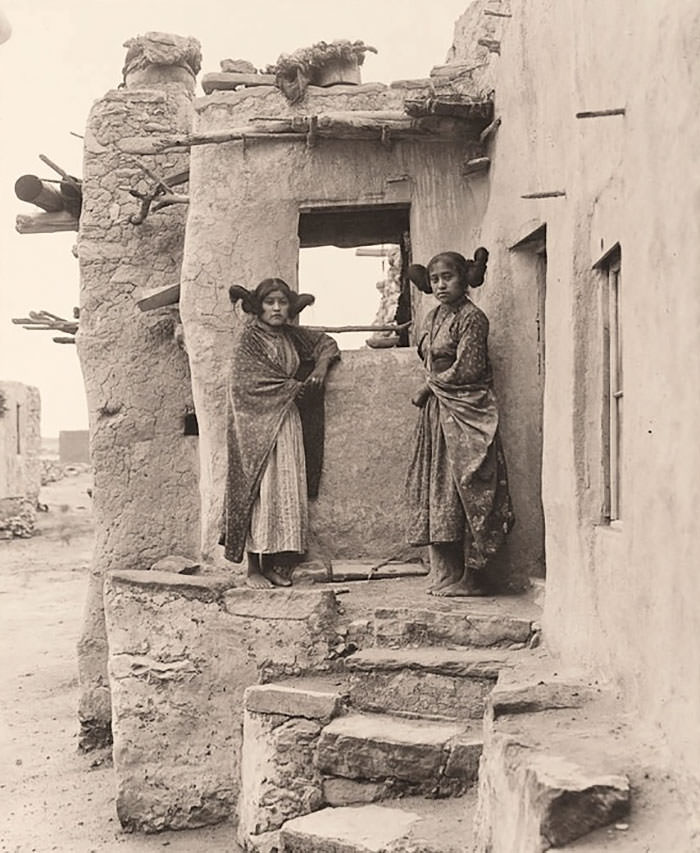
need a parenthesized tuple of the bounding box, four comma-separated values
(407, 248, 489, 294)
(427, 248, 489, 289)
(229, 278, 315, 317)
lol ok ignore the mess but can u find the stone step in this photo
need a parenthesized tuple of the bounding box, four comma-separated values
(345, 646, 518, 720)
(316, 712, 481, 798)
(370, 604, 536, 649)
(279, 794, 476, 853)
(477, 675, 634, 853)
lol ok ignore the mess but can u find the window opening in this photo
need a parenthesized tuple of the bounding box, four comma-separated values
(298, 204, 411, 350)
(16, 403, 21, 454)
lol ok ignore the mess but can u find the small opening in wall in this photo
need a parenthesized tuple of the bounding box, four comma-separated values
(184, 411, 199, 436)
(298, 204, 411, 350)
(16, 403, 21, 454)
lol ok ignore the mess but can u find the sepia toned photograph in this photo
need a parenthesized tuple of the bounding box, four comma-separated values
(1, 1, 698, 851)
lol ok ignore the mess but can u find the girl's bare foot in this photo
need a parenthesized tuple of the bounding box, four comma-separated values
(246, 571, 274, 589)
(246, 552, 274, 588)
(262, 566, 292, 587)
(432, 579, 489, 597)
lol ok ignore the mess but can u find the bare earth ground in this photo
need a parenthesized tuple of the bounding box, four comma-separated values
(0, 472, 234, 853)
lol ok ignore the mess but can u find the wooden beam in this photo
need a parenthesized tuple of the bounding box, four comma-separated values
(15, 175, 65, 212)
(520, 191, 566, 199)
(304, 321, 411, 333)
(463, 156, 491, 176)
(15, 211, 78, 234)
(201, 72, 275, 94)
(119, 111, 487, 155)
(575, 108, 626, 119)
(137, 284, 181, 312)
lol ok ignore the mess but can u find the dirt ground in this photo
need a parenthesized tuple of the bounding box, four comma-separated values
(0, 472, 234, 853)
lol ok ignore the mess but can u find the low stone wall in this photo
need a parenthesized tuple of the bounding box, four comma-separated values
(104, 571, 341, 832)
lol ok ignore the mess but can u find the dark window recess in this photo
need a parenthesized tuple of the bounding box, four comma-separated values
(184, 412, 199, 436)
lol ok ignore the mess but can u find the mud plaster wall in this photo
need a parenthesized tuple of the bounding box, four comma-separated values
(180, 84, 489, 563)
(76, 83, 200, 742)
(104, 571, 339, 830)
(0, 381, 41, 500)
(477, 0, 700, 800)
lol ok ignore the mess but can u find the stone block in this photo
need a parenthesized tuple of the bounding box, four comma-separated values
(488, 670, 597, 720)
(475, 733, 630, 851)
(372, 607, 533, 648)
(238, 710, 324, 844)
(244, 683, 345, 722)
(316, 713, 461, 791)
(346, 647, 510, 720)
(443, 733, 483, 782)
(322, 778, 387, 807)
(280, 804, 421, 853)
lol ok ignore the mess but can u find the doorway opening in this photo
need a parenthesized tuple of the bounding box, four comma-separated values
(297, 204, 411, 350)
(509, 224, 547, 579)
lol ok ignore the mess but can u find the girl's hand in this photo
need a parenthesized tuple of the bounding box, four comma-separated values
(303, 365, 327, 391)
(411, 385, 432, 407)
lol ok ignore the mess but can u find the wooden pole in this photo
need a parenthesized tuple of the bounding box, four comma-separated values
(575, 108, 625, 119)
(520, 190, 566, 199)
(304, 321, 411, 333)
(15, 175, 65, 212)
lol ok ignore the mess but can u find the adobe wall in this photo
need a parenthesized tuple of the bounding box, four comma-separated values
(0, 381, 41, 500)
(76, 76, 200, 747)
(476, 0, 700, 806)
(180, 83, 489, 566)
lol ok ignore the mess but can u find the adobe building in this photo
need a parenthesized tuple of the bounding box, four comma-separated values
(0, 381, 41, 535)
(50, 0, 700, 848)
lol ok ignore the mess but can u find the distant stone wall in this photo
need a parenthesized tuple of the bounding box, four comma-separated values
(0, 381, 41, 501)
(76, 67, 200, 748)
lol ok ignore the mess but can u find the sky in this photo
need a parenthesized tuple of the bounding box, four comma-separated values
(0, 0, 468, 436)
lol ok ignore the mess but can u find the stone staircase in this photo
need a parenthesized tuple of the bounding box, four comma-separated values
(234, 588, 636, 852)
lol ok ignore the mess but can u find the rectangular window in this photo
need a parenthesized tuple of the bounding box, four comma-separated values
(297, 204, 412, 350)
(601, 249, 622, 522)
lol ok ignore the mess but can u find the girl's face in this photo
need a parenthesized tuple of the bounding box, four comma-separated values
(260, 290, 290, 326)
(428, 259, 466, 307)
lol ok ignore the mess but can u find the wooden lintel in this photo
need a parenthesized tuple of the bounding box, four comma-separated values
(119, 111, 487, 155)
(16, 210, 78, 234)
(137, 284, 181, 312)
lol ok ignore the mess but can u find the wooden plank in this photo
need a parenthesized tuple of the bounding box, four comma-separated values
(136, 284, 181, 312)
(15, 211, 78, 234)
(201, 72, 275, 94)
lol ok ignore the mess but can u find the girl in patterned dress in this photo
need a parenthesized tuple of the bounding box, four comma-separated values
(225, 279, 339, 588)
(406, 250, 514, 596)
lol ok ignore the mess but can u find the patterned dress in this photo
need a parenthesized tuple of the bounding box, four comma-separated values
(224, 318, 339, 563)
(406, 297, 514, 569)
(247, 332, 308, 554)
